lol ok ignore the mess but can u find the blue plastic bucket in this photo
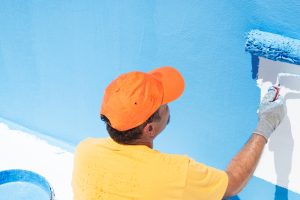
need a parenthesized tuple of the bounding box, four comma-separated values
(0, 169, 54, 200)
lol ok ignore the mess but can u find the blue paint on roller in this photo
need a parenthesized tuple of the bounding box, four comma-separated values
(0, 169, 54, 200)
(245, 30, 300, 65)
(251, 55, 259, 79)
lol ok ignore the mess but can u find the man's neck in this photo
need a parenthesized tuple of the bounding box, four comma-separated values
(130, 139, 153, 149)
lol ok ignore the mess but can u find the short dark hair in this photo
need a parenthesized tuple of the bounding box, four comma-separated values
(100, 109, 161, 144)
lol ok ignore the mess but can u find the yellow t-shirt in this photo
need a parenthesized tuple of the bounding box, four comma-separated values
(72, 138, 228, 200)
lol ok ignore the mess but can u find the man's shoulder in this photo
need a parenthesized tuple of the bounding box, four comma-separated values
(75, 137, 109, 151)
(78, 137, 108, 145)
(156, 152, 192, 166)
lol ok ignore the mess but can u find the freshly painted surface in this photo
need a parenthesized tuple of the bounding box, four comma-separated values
(254, 58, 300, 194)
(0, 169, 53, 200)
(0, 182, 49, 200)
(1, 0, 300, 199)
(0, 121, 74, 200)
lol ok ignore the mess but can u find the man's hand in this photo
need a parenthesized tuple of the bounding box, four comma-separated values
(254, 86, 286, 141)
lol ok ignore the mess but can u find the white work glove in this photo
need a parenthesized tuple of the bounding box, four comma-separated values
(254, 86, 286, 141)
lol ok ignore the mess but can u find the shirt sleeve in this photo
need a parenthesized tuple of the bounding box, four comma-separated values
(182, 159, 228, 200)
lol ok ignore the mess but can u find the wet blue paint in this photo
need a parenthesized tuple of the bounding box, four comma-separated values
(0, 182, 50, 200)
(224, 176, 300, 200)
(0, 169, 54, 200)
(227, 195, 240, 200)
(251, 55, 259, 79)
(275, 185, 289, 200)
(239, 176, 300, 200)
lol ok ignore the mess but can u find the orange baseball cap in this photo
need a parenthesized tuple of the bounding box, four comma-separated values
(100, 66, 185, 131)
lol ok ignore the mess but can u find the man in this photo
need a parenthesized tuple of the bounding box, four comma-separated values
(72, 66, 285, 199)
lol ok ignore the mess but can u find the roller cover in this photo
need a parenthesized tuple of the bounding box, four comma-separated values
(245, 30, 300, 65)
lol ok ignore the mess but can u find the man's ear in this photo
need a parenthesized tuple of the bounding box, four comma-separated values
(143, 123, 155, 137)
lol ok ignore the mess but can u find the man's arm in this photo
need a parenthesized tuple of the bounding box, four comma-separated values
(224, 86, 285, 197)
(224, 133, 266, 197)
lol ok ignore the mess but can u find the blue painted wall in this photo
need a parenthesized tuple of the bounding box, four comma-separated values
(1, 1, 300, 199)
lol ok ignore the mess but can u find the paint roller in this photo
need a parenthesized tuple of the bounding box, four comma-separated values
(245, 30, 300, 99)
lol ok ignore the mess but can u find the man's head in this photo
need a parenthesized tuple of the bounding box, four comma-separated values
(100, 66, 184, 145)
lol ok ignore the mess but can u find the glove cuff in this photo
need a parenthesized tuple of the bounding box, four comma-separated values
(254, 118, 274, 141)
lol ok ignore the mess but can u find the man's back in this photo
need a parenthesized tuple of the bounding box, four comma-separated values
(72, 138, 227, 200)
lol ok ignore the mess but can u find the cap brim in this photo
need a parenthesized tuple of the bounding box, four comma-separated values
(149, 66, 185, 104)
